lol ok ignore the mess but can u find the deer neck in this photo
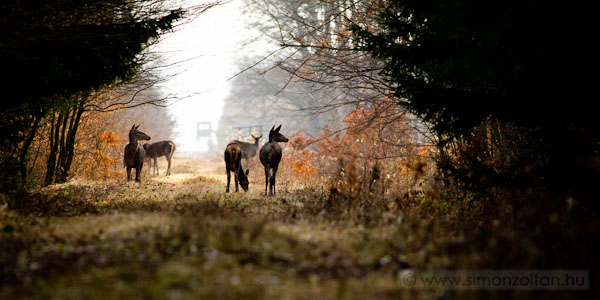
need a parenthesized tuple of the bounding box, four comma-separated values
(129, 133, 138, 145)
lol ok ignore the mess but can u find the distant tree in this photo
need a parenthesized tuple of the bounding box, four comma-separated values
(241, 0, 392, 113)
(217, 64, 344, 149)
(227, 1, 412, 145)
(350, 0, 597, 204)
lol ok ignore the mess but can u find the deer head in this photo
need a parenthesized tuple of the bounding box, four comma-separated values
(268, 125, 288, 143)
(239, 169, 250, 191)
(129, 124, 151, 142)
(251, 133, 263, 145)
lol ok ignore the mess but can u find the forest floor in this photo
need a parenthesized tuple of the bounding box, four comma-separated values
(0, 156, 587, 299)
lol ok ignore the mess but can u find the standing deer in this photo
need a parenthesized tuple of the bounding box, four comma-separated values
(143, 141, 176, 176)
(224, 142, 249, 192)
(124, 124, 151, 182)
(259, 125, 288, 196)
(233, 134, 263, 168)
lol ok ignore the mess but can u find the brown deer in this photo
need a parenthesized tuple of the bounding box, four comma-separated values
(143, 141, 176, 176)
(124, 124, 151, 182)
(233, 133, 263, 168)
(259, 125, 288, 196)
(224, 142, 249, 192)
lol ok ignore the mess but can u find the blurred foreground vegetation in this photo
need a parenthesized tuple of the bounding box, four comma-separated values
(1, 158, 596, 299)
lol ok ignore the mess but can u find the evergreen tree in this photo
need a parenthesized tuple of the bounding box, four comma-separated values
(351, 0, 597, 204)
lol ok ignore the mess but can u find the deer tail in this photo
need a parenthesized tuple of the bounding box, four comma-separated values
(169, 141, 176, 157)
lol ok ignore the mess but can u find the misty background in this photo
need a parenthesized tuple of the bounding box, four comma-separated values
(157, 0, 351, 155)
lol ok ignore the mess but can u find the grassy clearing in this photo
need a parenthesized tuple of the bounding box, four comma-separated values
(0, 156, 591, 299)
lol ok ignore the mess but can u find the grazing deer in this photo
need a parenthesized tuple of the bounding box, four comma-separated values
(124, 124, 151, 182)
(233, 134, 263, 168)
(143, 141, 176, 176)
(224, 142, 249, 192)
(259, 125, 288, 196)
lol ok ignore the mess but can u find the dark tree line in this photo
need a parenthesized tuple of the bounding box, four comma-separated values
(0, 0, 215, 194)
(349, 0, 597, 208)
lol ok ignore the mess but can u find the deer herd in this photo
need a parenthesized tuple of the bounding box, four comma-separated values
(124, 124, 288, 196)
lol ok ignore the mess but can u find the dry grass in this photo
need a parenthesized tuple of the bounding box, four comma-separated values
(0, 157, 591, 299)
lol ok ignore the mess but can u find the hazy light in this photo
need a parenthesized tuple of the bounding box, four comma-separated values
(155, 1, 246, 154)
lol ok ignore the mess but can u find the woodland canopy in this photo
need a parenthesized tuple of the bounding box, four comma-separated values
(1, 0, 185, 192)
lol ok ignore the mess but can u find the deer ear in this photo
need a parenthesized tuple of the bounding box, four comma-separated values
(275, 124, 282, 132)
(270, 125, 275, 132)
(251, 134, 256, 139)
(258, 134, 263, 138)
(131, 124, 136, 130)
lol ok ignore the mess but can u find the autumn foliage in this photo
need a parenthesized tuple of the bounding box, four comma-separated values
(23, 98, 176, 186)
(282, 103, 436, 207)
(83, 130, 126, 180)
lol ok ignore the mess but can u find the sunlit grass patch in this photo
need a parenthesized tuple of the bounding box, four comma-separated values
(149, 173, 200, 185)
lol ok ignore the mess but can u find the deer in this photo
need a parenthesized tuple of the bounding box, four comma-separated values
(124, 124, 151, 182)
(259, 125, 288, 196)
(233, 133, 263, 168)
(224, 141, 249, 192)
(143, 141, 176, 176)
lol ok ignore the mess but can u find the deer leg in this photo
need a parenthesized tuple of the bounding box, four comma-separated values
(152, 157, 160, 176)
(166, 156, 172, 176)
(226, 169, 231, 192)
(269, 173, 274, 195)
(127, 167, 132, 181)
(135, 165, 141, 182)
(264, 166, 270, 196)
(271, 165, 279, 196)
(234, 170, 239, 192)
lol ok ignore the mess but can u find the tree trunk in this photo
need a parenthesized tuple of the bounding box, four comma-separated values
(54, 110, 70, 183)
(45, 113, 62, 185)
(18, 112, 41, 185)
(55, 102, 84, 183)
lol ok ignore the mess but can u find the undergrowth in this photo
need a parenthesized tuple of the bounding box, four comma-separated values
(1, 170, 596, 299)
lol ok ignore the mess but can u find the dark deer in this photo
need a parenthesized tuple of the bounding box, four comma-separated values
(143, 141, 176, 176)
(124, 124, 151, 182)
(225, 142, 249, 192)
(259, 125, 288, 196)
(233, 133, 263, 168)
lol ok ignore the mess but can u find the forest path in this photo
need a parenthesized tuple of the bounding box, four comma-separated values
(1, 156, 441, 300)
(145, 155, 301, 196)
